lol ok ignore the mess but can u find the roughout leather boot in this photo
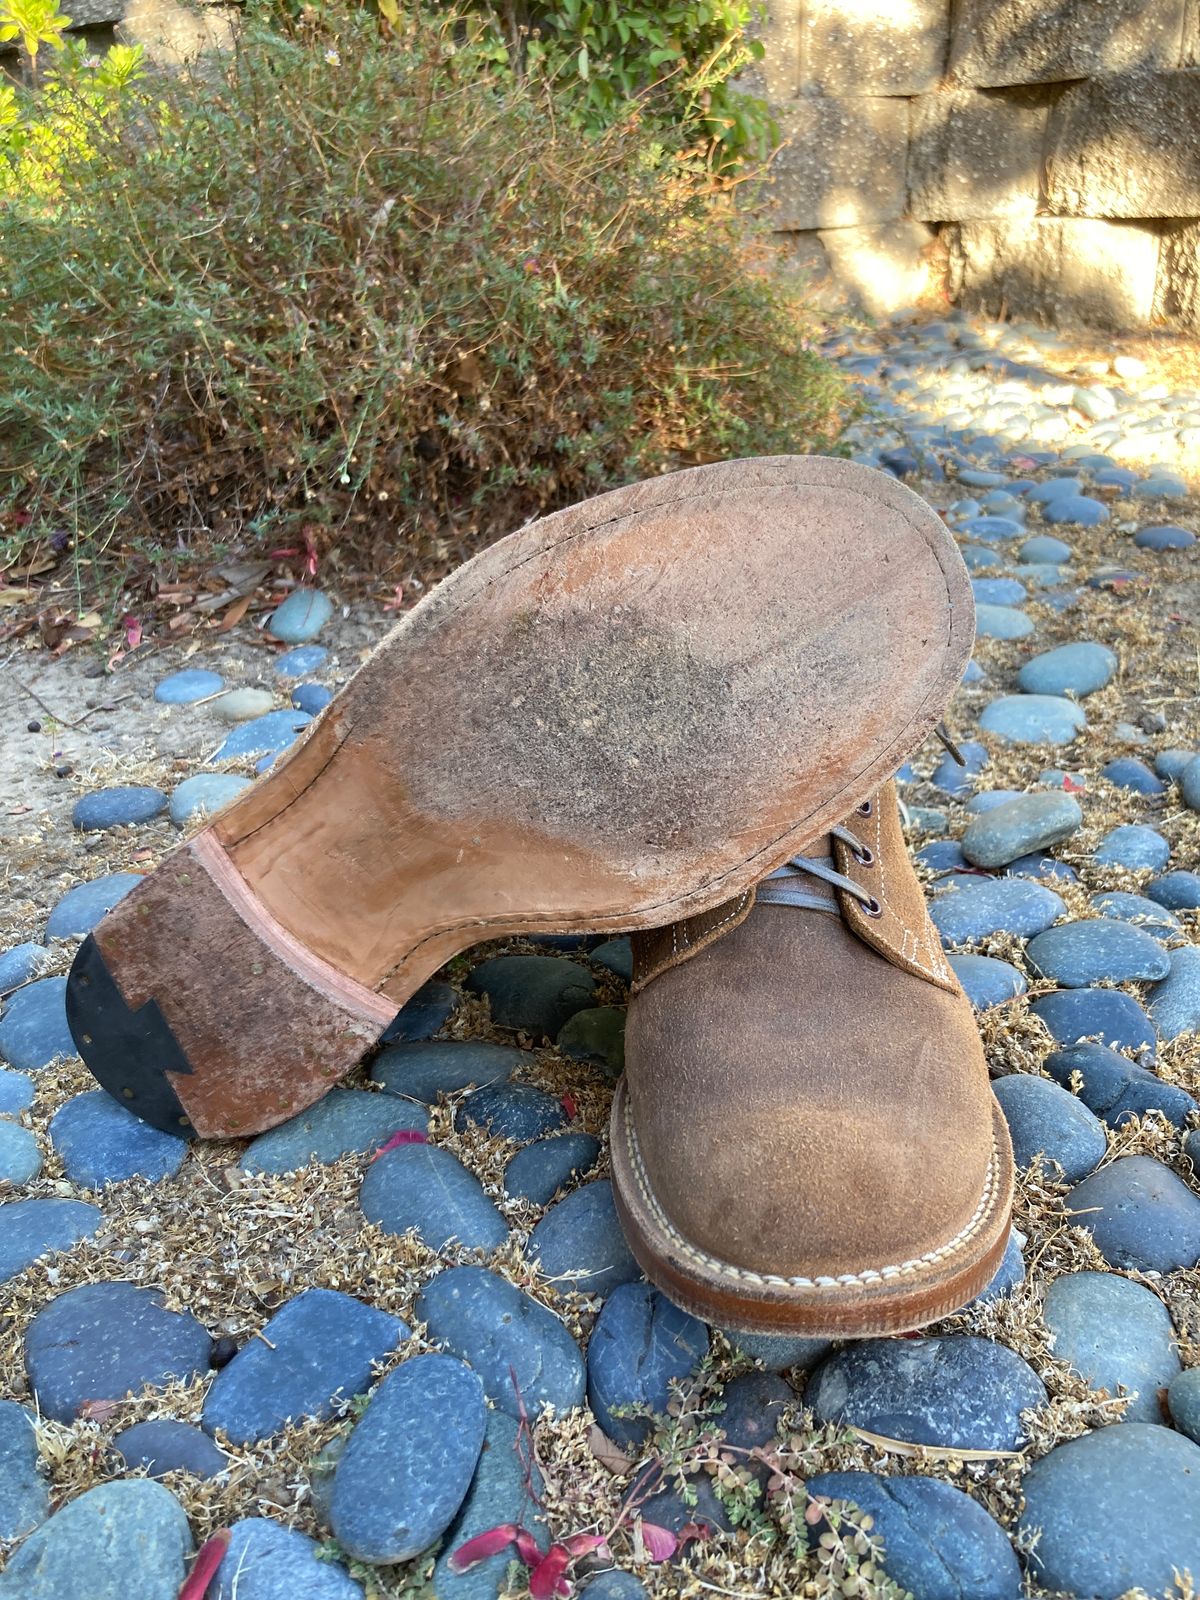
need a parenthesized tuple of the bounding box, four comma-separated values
(610, 781, 1014, 1337)
(66, 457, 974, 1140)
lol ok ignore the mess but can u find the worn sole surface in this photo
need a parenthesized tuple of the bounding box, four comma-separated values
(610, 1081, 1014, 1336)
(66, 456, 973, 1138)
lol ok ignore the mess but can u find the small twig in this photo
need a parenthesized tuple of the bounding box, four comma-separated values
(17, 679, 83, 729)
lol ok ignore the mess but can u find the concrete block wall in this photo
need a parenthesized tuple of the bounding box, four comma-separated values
(755, 0, 1200, 329)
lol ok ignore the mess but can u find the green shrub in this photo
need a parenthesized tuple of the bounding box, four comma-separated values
(1, 7, 847, 589)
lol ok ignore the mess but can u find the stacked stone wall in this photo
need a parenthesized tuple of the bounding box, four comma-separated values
(753, 0, 1200, 328)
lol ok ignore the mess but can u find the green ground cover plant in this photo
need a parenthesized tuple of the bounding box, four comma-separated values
(1, 4, 847, 596)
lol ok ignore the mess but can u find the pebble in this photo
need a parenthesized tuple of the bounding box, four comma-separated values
(948, 953, 1026, 1008)
(418, 1265, 585, 1419)
(49, 1090, 188, 1187)
(1017, 1424, 1200, 1600)
(454, 1082, 567, 1142)
(359, 1142, 507, 1252)
(974, 603, 1033, 640)
(0, 1401, 48, 1540)
(45, 873, 141, 940)
(330, 1353, 486, 1564)
(1027, 476, 1082, 505)
(807, 1335, 1046, 1451)
(1018, 534, 1073, 564)
(0, 1069, 34, 1115)
(1066, 1155, 1200, 1273)
(372, 1040, 522, 1104)
(556, 1006, 626, 1079)
(718, 1371, 793, 1471)
(169, 772, 253, 827)
(1043, 1272, 1180, 1424)
(1003, 850, 1077, 882)
(207, 1518, 363, 1600)
(0, 1479, 192, 1600)
(930, 738, 988, 797)
(0, 1119, 41, 1184)
(1016, 641, 1116, 699)
(587, 1283, 709, 1447)
(465, 955, 596, 1038)
(973, 1232, 1026, 1305)
(71, 785, 167, 830)
(1148, 870, 1200, 910)
(212, 708, 311, 762)
(0, 1197, 101, 1284)
(961, 515, 1022, 543)
(113, 1419, 228, 1480)
(1046, 1043, 1198, 1128)
(0, 943, 46, 993)
(929, 878, 1065, 942)
(273, 644, 329, 677)
(26, 1282, 212, 1424)
(527, 1180, 639, 1297)
(504, 1133, 601, 1205)
(1101, 756, 1164, 794)
(432, 1409, 550, 1600)
(1093, 824, 1171, 871)
(1042, 494, 1108, 526)
(379, 979, 458, 1044)
(1091, 889, 1180, 934)
(212, 686, 276, 722)
(992, 1075, 1106, 1182)
(1134, 524, 1195, 550)
(1167, 1368, 1200, 1443)
(1149, 945, 1200, 1040)
(291, 682, 333, 715)
(591, 937, 633, 982)
(1183, 756, 1200, 811)
(580, 1579, 648, 1600)
(961, 543, 1003, 570)
(241, 1087, 428, 1174)
(1030, 988, 1156, 1055)
(915, 839, 966, 872)
(268, 588, 334, 643)
(961, 792, 1082, 868)
(0, 978, 74, 1071)
(1025, 918, 1170, 988)
(202, 1288, 407, 1445)
(971, 577, 1026, 605)
(805, 1472, 1021, 1600)
(978, 694, 1086, 746)
(153, 668, 223, 703)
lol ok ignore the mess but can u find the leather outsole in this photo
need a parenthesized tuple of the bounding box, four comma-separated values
(66, 456, 973, 1137)
(609, 1076, 1015, 1337)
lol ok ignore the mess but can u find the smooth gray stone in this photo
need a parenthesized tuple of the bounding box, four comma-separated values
(1093, 825, 1171, 871)
(581, 1576, 649, 1600)
(380, 980, 458, 1044)
(1091, 891, 1180, 935)
(1027, 477, 1082, 503)
(807, 1335, 1046, 1451)
(974, 603, 1033, 640)
(202, 1289, 407, 1445)
(1025, 918, 1170, 988)
(1156, 748, 1200, 783)
(587, 1283, 709, 1447)
(241, 1088, 428, 1174)
(207, 1518, 363, 1599)
(0, 1069, 34, 1115)
(1167, 1368, 1200, 1444)
(154, 668, 223, 703)
(432, 1409, 550, 1600)
(49, 1091, 188, 1187)
(1044, 1272, 1180, 1424)
(1045, 1043, 1195, 1128)
(972, 1232, 1026, 1306)
(1032, 989, 1156, 1055)
(330, 1354, 485, 1564)
(1018, 534, 1073, 565)
(26, 1282, 212, 1424)
(979, 694, 1087, 746)
(114, 1419, 228, 1481)
(0, 1479, 192, 1600)
(454, 1082, 567, 1143)
(723, 1331, 832, 1373)
(359, 1142, 508, 1252)
(72, 785, 167, 831)
(1016, 641, 1116, 698)
(169, 773, 252, 827)
(1148, 870, 1200, 910)
(0, 978, 75, 1071)
(805, 1472, 1021, 1600)
(947, 954, 1026, 1009)
(212, 687, 276, 722)
(273, 644, 328, 677)
(0, 1120, 41, 1184)
(466, 956, 596, 1039)
(503, 1134, 601, 1205)
(372, 1040, 524, 1103)
(970, 578, 1026, 605)
(1066, 1156, 1200, 1273)
(556, 1006, 626, 1079)
(527, 1180, 639, 1297)
(0, 1198, 101, 1285)
(1042, 494, 1108, 526)
(1018, 1425, 1200, 1600)
(268, 588, 333, 643)
(930, 878, 1065, 942)
(1182, 755, 1200, 811)
(1149, 945, 1200, 1040)
(211, 709, 311, 762)
(961, 792, 1082, 868)
(1102, 756, 1165, 795)
(417, 1266, 585, 1420)
(45, 873, 141, 940)
(992, 1075, 1106, 1182)
(0, 944, 46, 994)
(591, 938, 633, 982)
(0, 1401, 49, 1540)
(964, 788, 1023, 814)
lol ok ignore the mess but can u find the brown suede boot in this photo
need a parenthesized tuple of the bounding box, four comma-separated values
(610, 780, 1013, 1337)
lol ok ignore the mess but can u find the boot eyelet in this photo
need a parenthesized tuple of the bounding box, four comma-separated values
(863, 896, 883, 918)
(856, 800, 873, 817)
(852, 844, 875, 867)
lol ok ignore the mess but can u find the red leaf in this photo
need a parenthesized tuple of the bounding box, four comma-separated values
(676, 1521, 710, 1551)
(560, 1093, 578, 1119)
(529, 1545, 572, 1600)
(1062, 775, 1086, 793)
(123, 615, 142, 650)
(562, 1533, 609, 1559)
(178, 1530, 230, 1600)
(372, 1129, 429, 1159)
(639, 1521, 677, 1562)
(447, 1524, 520, 1574)
(514, 1528, 543, 1566)
(76, 1397, 121, 1422)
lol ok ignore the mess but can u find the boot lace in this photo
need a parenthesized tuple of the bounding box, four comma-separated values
(756, 808, 882, 918)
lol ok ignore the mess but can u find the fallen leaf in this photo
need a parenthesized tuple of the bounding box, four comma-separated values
(849, 1425, 1021, 1461)
(639, 1521, 677, 1562)
(528, 1545, 572, 1600)
(215, 593, 253, 633)
(587, 1424, 634, 1475)
(178, 1529, 230, 1600)
(372, 1129, 429, 1160)
(448, 1524, 521, 1574)
(76, 1397, 121, 1422)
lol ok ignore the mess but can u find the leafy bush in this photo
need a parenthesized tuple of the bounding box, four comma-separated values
(1, 7, 846, 588)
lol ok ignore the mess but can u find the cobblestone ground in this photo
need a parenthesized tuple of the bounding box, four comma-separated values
(1, 312, 1199, 1600)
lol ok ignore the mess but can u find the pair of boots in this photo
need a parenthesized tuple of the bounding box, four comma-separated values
(66, 456, 1012, 1337)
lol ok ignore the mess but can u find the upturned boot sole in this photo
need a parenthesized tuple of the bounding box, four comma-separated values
(66, 456, 972, 1138)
